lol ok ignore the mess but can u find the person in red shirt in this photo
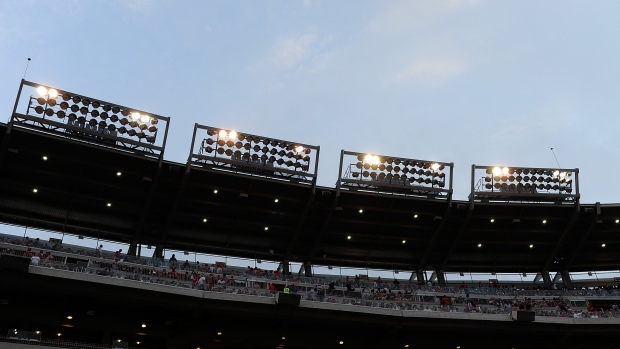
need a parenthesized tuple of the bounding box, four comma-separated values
(268, 283, 276, 295)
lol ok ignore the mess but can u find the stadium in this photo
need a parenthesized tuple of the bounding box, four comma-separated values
(0, 80, 619, 349)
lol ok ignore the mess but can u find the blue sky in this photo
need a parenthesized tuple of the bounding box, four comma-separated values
(1, 0, 620, 205)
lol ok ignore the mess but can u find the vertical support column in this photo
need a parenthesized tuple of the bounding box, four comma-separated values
(416, 270, 425, 285)
(541, 271, 552, 285)
(281, 260, 290, 275)
(436, 271, 446, 286)
(561, 270, 572, 288)
(304, 262, 312, 277)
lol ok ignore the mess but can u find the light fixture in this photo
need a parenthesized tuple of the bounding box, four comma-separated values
(218, 130, 227, 138)
(141, 324, 146, 328)
(203, 218, 207, 222)
(57, 333, 62, 337)
(33, 188, 38, 193)
(282, 336, 286, 340)
(602, 243, 606, 247)
(116, 172, 122, 176)
(213, 189, 218, 194)
(542, 219, 547, 224)
(274, 198, 279, 203)
(340, 341, 344, 345)
(217, 332, 222, 335)
(136, 342, 141, 345)
(478, 243, 482, 248)
(359, 209, 363, 213)
(295, 145, 304, 153)
(67, 316, 73, 319)
(37, 86, 48, 96)
(107, 203, 111, 207)
(42, 156, 48, 160)
(616, 219, 619, 224)
(490, 218, 495, 223)
(131, 112, 141, 120)
(529, 244, 534, 248)
(413, 214, 418, 218)
(347, 235, 351, 240)
(402, 240, 406, 244)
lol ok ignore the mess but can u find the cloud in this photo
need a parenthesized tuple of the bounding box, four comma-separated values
(369, 0, 482, 34)
(272, 34, 317, 69)
(117, 0, 158, 16)
(390, 57, 470, 85)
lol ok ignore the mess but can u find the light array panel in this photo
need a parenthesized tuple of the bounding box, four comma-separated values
(190, 124, 319, 184)
(471, 165, 579, 203)
(12, 80, 169, 156)
(338, 150, 453, 198)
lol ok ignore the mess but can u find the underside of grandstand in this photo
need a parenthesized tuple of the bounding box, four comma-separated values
(1, 80, 620, 349)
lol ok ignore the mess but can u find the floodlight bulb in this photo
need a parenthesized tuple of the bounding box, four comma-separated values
(295, 145, 304, 153)
(559, 172, 566, 178)
(553, 170, 560, 177)
(372, 155, 379, 164)
(529, 244, 534, 248)
(364, 154, 373, 162)
(431, 163, 440, 171)
(219, 130, 227, 138)
(140, 114, 149, 123)
(48, 89, 58, 98)
(37, 86, 48, 96)
(131, 112, 141, 120)
(492, 167, 501, 176)
(478, 243, 482, 247)
(347, 235, 351, 240)
(229, 131, 237, 140)
(602, 243, 606, 247)
(502, 167, 509, 175)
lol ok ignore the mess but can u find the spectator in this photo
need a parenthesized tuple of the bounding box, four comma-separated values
(114, 249, 122, 262)
(96, 244, 103, 257)
(169, 254, 178, 269)
(182, 260, 190, 270)
(30, 254, 40, 266)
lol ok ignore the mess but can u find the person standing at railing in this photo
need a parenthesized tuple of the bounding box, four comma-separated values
(169, 254, 178, 269)
(96, 244, 103, 257)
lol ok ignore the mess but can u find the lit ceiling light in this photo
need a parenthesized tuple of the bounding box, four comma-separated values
(405, 346, 409, 348)
(57, 333, 62, 337)
(414, 214, 418, 218)
(478, 243, 482, 247)
(359, 209, 363, 213)
(213, 189, 218, 194)
(203, 218, 207, 222)
(42, 156, 48, 160)
(490, 218, 495, 223)
(339, 341, 344, 345)
(274, 199, 279, 203)
(616, 219, 619, 224)
(542, 219, 547, 224)
(33, 188, 38, 193)
(67, 316, 73, 320)
(141, 324, 146, 328)
(217, 332, 222, 335)
(602, 243, 606, 248)
(282, 336, 286, 340)
(347, 235, 351, 240)
(402, 240, 406, 244)
(136, 342, 140, 345)
(116, 172, 122, 176)
(529, 244, 534, 248)
(131, 112, 141, 120)
(264, 227, 269, 231)
(218, 130, 227, 138)
(107, 203, 111, 207)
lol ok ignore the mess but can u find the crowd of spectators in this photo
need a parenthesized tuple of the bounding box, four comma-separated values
(2, 234, 620, 319)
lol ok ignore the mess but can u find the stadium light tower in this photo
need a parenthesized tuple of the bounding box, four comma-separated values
(470, 164, 579, 205)
(10, 80, 170, 158)
(337, 150, 453, 201)
(188, 124, 320, 187)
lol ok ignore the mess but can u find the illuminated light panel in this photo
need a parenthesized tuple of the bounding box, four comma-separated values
(33, 188, 38, 193)
(203, 218, 207, 222)
(107, 203, 111, 207)
(347, 235, 351, 240)
(414, 214, 418, 218)
(477, 243, 482, 248)
(359, 209, 363, 213)
(264, 227, 269, 231)
(529, 244, 534, 248)
(116, 172, 122, 176)
(402, 240, 406, 244)
(490, 218, 495, 223)
(602, 243, 606, 247)
(213, 190, 218, 194)
(542, 219, 547, 224)
(42, 156, 48, 160)
(274, 198, 279, 203)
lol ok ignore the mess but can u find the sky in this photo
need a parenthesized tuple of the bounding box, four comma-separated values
(1, 1, 620, 204)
